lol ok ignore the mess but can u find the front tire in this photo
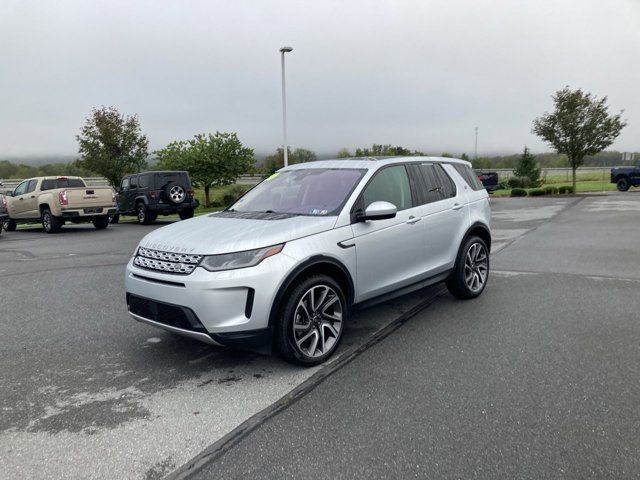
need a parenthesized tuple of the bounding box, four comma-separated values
(617, 177, 630, 192)
(275, 275, 347, 366)
(3, 219, 16, 232)
(42, 209, 62, 234)
(110, 213, 120, 224)
(179, 208, 194, 220)
(446, 235, 489, 299)
(92, 216, 110, 230)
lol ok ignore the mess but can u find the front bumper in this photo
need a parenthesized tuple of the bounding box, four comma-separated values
(124, 251, 297, 345)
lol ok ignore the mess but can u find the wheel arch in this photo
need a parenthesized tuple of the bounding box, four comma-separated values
(39, 203, 51, 214)
(613, 174, 629, 183)
(268, 255, 355, 328)
(462, 221, 492, 253)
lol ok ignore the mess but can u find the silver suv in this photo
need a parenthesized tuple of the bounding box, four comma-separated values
(125, 157, 491, 365)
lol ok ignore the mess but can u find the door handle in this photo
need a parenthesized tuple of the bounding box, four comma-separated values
(30, 196, 35, 199)
(18, 197, 24, 201)
(406, 216, 421, 224)
(452, 203, 463, 210)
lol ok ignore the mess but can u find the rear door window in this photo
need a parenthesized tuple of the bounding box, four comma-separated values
(26, 180, 38, 193)
(407, 163, 456, 205)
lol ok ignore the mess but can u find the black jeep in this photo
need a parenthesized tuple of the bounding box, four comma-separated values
(112, 171, 199, 225)
(611, 162, 640, 192)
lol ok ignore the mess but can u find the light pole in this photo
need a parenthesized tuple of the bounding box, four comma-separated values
(280, 46, 293, 167)
(474, 127, 478, 160)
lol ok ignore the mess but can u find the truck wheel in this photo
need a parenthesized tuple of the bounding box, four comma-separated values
(110, 214, 120, 224)
(92, 216, 110, 230)
(179, 208, 194, 220)
(42, 209, 62, 234)
(617, 178, 630, 192)
(137, 203, 156, 225)
(446, 235, 489, 299)
(3, 219, 16, 232)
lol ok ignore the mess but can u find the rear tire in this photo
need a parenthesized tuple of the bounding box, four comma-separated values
(275, 274, 347, 366)
(446, 235, 489, 299)
(617, 177, 630, 192)
(92, 216, 110, 230)
(42, 209, 62, 234)
(3, 219, 16, 232)
(179, 208, 194, 220)
(137, 203, 156, 225)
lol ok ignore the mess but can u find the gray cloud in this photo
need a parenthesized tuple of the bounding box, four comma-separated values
(1, 0, 638, 157)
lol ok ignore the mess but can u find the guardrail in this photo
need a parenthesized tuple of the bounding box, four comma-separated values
(486, 167, 614, 180)
(0, 174, 264, 191)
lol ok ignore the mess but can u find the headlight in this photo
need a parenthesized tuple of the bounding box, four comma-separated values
(200, 244, 284, 272)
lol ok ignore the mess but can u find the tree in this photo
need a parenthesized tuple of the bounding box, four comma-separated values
(264, 147, 317, 174)
(513, 147, 541, 185)
(155, 132, 254, 207)
(75, 106, 149, 188)
(354, 144, 413, 157)
(532, 87, 627, 193)
(336, 148, 352, 158)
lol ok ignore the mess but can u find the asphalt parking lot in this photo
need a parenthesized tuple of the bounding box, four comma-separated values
(2, 193, 639, 479)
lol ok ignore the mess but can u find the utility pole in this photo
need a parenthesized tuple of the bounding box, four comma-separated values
(474, 127, 478, 160)
(280, 46, 293, 167)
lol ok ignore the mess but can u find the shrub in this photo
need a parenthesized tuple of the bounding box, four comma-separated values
(529, 188, 546, 196)
(544, 186, 558, 195)
(507, 176, 530, 189)
(510, 188, 528, 197)
(222, 184, 251, 205)
(557, 185, 575, 194)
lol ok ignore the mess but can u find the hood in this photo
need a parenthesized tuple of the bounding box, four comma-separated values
(138, 212, 337, 255)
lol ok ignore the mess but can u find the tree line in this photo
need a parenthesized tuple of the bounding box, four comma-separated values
(2, 87, 628, 203)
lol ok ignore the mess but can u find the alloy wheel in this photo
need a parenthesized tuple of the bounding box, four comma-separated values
(138, 205, 145, 223)
(464, 242, 488, 293)
(169, 186, 185, 203)
(292, 285, 343, 358)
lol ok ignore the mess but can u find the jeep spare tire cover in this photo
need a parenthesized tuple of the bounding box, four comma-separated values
(164, 183, 186, 205)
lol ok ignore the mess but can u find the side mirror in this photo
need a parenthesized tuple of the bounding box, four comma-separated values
(361, 201, 397, 221)
(5, 190, 13, 197)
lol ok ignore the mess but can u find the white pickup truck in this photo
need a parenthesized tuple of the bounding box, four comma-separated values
(3, 176, 116, 233)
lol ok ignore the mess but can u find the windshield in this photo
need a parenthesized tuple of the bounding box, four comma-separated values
(230, 168, 365, 216)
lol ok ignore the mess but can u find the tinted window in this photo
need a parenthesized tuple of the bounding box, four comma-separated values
(363, 165, 412, 211)
(41, 178, 86, 190)
(14, 180, 29, 196)
(138, 174, 150, 188)
(231, 168, 365, 216)
(27, 180, 38, 193)
(433, 164, 456, 198)
(154, 173, 192, 189)
(452, 164, 484, 191)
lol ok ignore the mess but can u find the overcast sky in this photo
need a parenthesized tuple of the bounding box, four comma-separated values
(1, 0, 639, 158)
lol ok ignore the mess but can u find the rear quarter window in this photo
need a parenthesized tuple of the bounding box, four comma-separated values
(452, 164, 484, 191)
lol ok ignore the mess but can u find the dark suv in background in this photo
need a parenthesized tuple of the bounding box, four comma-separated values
(112, 171, 199, 225)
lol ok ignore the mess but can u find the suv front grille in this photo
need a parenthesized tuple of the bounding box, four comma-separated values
(134, 247, 203, 275)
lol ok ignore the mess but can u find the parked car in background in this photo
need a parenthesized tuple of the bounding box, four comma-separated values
(112, 171, 199, 225)
(475, 170, 500, 192)
(3, 176, 116, 233)
(611, 162, 640, 191)
(0, 192, 8, 236)
(125, 157, 491, 366)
